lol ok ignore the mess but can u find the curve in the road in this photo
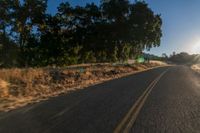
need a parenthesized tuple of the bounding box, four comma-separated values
(114, 68, 169, 133)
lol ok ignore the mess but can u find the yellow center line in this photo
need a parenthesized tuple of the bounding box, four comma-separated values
(114, 68, 169, 133)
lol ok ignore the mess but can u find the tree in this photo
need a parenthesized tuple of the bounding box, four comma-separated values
(0, 0, 20, 67)
(169, 52, 192, 64)
(162, 53, 168, 60)
(128, 1, 162, 50)
(0, 0, 13, 35)
(99, 0, 162, 62)
(0, 34, 19, 67)
(12, 0, 47, 66)
(0, 0, 163, 67)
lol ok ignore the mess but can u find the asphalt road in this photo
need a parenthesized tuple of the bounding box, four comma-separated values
(1, 65, 200, 133)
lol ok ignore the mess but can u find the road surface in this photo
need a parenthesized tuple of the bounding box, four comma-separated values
(1, 65, 200, 133)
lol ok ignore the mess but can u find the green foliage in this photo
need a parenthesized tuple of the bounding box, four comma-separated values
(118, 44, 132, 62)
(110, 46, 119, 62)
(96, 51, 107, 62)
(0, 34, 19, 67)
(0, 0, 162, 67)
(81, 51, 96, 63)
(169, 52, 195, 64)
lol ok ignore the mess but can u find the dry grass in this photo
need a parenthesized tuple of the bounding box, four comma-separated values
(0, 79, 9, 97)
(0, 62, 167, 112)
(191, 64, 200, 72)
(149, 60, 168, 66)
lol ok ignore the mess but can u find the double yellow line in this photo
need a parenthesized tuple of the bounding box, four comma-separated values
(114, 69, 169, 133)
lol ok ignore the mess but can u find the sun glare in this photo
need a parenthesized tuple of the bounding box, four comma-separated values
(192, 40, 200, 54)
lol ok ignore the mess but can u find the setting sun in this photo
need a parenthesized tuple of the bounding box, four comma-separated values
(192, 40, 200, 54)
(2, 0, 200, 133)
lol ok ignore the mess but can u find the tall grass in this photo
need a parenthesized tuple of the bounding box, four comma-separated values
(0, 62, 166, 111)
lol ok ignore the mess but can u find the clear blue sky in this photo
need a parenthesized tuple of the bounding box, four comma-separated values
(47, 0, 200, 56)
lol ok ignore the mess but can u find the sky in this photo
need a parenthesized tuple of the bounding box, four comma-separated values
(47, 0, 200, 56)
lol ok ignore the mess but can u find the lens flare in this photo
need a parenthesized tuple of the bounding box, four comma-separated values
(192, 40, 200, 54)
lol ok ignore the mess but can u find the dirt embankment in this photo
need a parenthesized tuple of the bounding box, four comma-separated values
(0, 61, 167, 112)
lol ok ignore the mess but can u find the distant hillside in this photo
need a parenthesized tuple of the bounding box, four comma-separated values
(169, 52, 200, 65)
